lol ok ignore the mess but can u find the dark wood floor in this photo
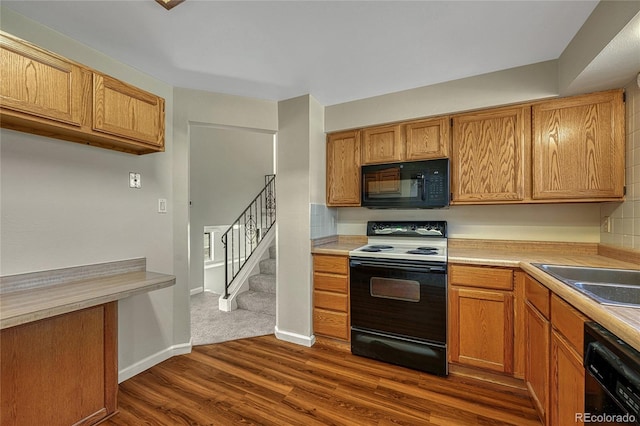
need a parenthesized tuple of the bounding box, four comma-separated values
(104, 335, 541, 425)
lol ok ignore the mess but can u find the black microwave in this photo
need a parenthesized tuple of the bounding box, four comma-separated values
(361, 159, 449, 209)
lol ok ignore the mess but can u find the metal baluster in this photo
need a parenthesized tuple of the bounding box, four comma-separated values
(220, 175, 275, 299)
(223, 233, 228, 298)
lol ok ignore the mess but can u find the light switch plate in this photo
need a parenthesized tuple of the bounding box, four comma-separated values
(129, 172, 141, 189)
(158, 198, 167, 213)
(601, 216, 611, 233)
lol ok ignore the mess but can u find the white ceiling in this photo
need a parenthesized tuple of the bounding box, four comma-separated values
(2, 0, 602, 105)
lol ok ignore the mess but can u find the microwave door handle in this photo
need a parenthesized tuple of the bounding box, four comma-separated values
(416, 173, 426, 201)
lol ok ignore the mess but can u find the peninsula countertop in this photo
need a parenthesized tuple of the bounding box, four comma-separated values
(311, 236, 640, 352)
(0, 258, 176, 329)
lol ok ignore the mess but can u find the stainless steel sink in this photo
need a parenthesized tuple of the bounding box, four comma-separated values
(532, 264, 640, 308)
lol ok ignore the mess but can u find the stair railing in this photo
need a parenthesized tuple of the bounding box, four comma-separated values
(221, 174, 276, 299)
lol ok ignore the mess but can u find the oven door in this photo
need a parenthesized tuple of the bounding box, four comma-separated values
(349, 258, 447, 344)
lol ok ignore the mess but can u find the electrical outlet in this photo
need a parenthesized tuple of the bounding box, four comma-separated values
(129, 172, 141, 189)
(158, 198, 167, 213)
(601, 216, 611, 233)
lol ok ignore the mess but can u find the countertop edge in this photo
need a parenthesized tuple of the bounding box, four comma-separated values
(519, 262, 640, 353)
(1, 272, 176, 330)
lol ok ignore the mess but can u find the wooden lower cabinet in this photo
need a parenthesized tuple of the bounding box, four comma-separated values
(525, 274, 589, 426)
(549, 294, 588, 426)
(312, 254, 350, 341)
(550, 330, 585, 426)
(525, 274, 551, 425)
(525, 300, 550, 425)
(449, 287, 513, 373)
(448, 264, 516, 374)
(0, 303, 117, 426)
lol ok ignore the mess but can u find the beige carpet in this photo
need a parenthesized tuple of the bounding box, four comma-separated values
(190, 291, 276, 346)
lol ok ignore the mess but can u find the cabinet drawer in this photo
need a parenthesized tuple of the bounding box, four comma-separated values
(525, 275, 550, 319)
(449, 264, 513, 290)
(313, 272, 348, 294)
(313, 309, 349, 340)
(314, 290, 348, 312)
(551, 294, 587, 356)
(313, 255, 348, 275)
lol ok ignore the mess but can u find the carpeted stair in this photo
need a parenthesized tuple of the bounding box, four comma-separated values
(236, 246, 276, 316)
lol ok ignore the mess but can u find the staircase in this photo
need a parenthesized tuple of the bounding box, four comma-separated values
(236, 246, 276, 316)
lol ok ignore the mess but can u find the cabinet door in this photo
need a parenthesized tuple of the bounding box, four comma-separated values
(525, 302, 550, 425)
(449, 287, 514, 373)
(0, 32, 83, 126)
(93, 73, 165, 147)
(452, 105, 530, 203)
(532, 89, 624, 200)
(326, 130, 361, 206)
(405, 116, 450, 160)
(0, 304, 117, 426)
(550, 330, 585, 426)
(361, 124, 403, 165)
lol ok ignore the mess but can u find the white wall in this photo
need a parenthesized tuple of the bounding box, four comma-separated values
(338, 204, 600, 242)
(0, 8, 180, 380)
(275, 95, 324, 346)
(325, 61, 558, 132)
(601, 77, 640, 249)
(189, 126, 274, 293)
(558, 1, 640, 95)
(172, 87, 277, 344)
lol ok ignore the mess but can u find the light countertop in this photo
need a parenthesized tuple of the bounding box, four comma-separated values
(1, 259, 175, 329)
(311, 237, 640, 352)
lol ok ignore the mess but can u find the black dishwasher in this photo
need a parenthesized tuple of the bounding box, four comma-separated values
(584, 322, 640, 425)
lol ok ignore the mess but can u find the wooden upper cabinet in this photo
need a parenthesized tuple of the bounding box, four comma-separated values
(0, 32, 83, 127)
(0, 31, 165, 155)
(451, 105, 530, 203)
(361, 118, 449, 165)
(361, 124, 403, 165)
(532, 89, 625, 201)
(93, 73, 165, 147)
(405, 116, 449, 160)
(326, 130, 361, 206)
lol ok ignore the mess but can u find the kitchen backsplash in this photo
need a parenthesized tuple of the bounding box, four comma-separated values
(601, 77, 640, 249)
(310, 203, 337, 239)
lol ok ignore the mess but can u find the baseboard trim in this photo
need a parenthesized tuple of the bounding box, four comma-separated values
(274, 326, 316, 347)
(118, 340, 192, 383)
(190, 287, 203, 296)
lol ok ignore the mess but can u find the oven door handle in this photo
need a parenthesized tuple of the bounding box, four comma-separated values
(350, 259, 446, 273)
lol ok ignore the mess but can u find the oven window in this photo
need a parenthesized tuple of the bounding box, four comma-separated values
(370, 277, 420, 302)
